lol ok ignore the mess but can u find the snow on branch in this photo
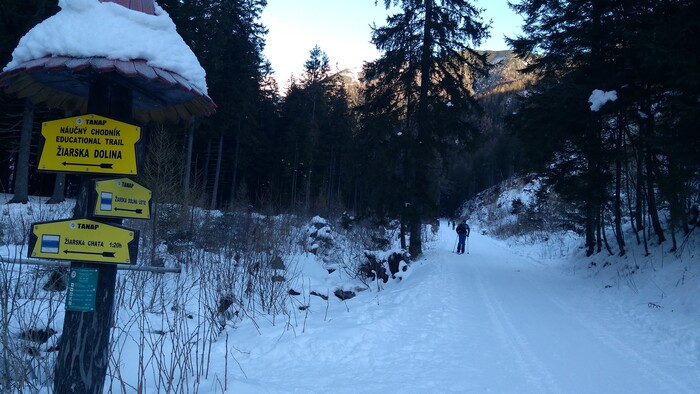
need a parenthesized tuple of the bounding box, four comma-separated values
(588, 89, 618, 112)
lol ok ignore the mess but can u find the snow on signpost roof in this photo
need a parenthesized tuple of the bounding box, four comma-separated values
(0, 0, 215, 124)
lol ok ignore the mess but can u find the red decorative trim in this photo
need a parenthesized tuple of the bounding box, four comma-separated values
(99, 0, 156, 15)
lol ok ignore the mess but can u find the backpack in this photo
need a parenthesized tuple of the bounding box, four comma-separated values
(456, 223, 467, 234)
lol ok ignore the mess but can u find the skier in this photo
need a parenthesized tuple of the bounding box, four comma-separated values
(455, 219, 470, 254)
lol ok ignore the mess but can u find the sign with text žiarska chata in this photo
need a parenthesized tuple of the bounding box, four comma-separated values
(91, 178, 152, 220)
(28, 219, 139, 265)
(38, 114, 140, 175)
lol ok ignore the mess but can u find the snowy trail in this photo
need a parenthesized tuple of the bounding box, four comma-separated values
(229, 221, 699, 393)
(432, 222, 698, 393)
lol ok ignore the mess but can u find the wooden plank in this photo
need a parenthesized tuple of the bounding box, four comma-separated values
(65, 57, 91, 72)
(89, 57, 116, 73)
(153, 67, 177, 86)
(133, 60, 157, 80)
(115, 60, 138, 77)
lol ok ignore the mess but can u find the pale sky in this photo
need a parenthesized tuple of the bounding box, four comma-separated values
(261, 0, 523, 87)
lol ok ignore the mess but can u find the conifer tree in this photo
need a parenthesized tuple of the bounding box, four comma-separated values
(161, 0, 269, 209)
(364, 0, 489, 257)
(0, 1, 59, 202)
(509, 0, 636, 255)
(509, 0, 700, 254)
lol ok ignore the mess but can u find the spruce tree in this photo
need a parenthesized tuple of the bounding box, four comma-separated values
(160, 0, 268, 209)
(509, 0, 700, 254)
(365, 0, 489, 257)
(0, 1, 59, 201)
(509, 0, 637, 255)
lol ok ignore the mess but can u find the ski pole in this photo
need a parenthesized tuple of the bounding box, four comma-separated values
(453, 235, 458, 252)
(466, 236, 470, 254)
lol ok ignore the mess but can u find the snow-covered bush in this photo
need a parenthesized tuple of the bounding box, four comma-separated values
(0, 193, 423, 392)
(358, 250, 410, 283)
(465, 176, 575, 241)
(305, 216, 334, 256)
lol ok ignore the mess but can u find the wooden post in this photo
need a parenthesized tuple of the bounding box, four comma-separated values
(53, 76, 133, 393)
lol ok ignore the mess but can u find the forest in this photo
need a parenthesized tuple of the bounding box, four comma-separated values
(0, 1, 699, 392)
(1, 0, 698, 258)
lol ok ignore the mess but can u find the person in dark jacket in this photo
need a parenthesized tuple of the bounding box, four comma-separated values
(455, 220, 470, 254)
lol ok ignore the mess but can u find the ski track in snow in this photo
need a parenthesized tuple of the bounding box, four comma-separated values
(228, 220, 700, 393)
(515, 260, 695, 394)
(473, 266, 561, 393)
(445, 224, 698, 393)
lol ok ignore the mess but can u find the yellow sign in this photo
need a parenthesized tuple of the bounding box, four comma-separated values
(92, 178, 152, 220)
(28, 219, 139, 264)
(38, 114, 140, 175)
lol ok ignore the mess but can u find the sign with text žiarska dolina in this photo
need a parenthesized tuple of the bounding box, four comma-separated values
(91, 178, 152, 220)
(28, 219, 139, 264)
(38, 114, 140, 175)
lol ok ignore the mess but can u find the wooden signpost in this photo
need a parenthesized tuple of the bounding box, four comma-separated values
(27, 82, 151, 392)
(1, 2, 214, 389)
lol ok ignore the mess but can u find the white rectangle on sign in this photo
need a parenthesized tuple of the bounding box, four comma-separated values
(100, 191, 113, 211)
(41, 234, 60, 254)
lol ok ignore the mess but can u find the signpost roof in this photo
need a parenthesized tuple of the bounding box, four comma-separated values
(2, 56, 215, 124)
(99, 0, 156, 15)
(0, 0, 215, 125)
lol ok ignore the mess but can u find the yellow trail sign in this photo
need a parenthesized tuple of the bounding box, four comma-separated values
(38, 114, 140, 175)
(29, 219, 139, 264)
(91, 178, 152, 220)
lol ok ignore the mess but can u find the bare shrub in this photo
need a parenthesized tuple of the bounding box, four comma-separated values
(1, 261, 62, 392)
(1, 193, 314, 392)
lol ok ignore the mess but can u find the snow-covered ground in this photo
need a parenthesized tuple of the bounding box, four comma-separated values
(221, 220, 699, 393)
(1, 192, 698, 393)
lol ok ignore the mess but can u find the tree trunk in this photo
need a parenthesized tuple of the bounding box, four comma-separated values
(400, 211, 407, 250)
(614, 118, 625, 255)
(183, 120, 194, 200)
(210, 133, 224, 210)
(623, 129, 641, 245)
(46, 173, 66, 204)
(596, 203, 602, 254)
(229, 117, 241, 207)
(585, 203, 596, 256)
(305, 155, 313, 213)
(407, 0, 435, 259)
(602, 206, 614, 255)
(291, 143, 299, 210)
(327, 146, 336, 209)
(202, 139, 211, 194)
(8, 98, 33, 204)
(639, 97, 665, 244)
(645, 151, 665, 244)
(668, 196, 679, 252)
(408, 202, 422, 258)
(635, 146, 644, 232)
